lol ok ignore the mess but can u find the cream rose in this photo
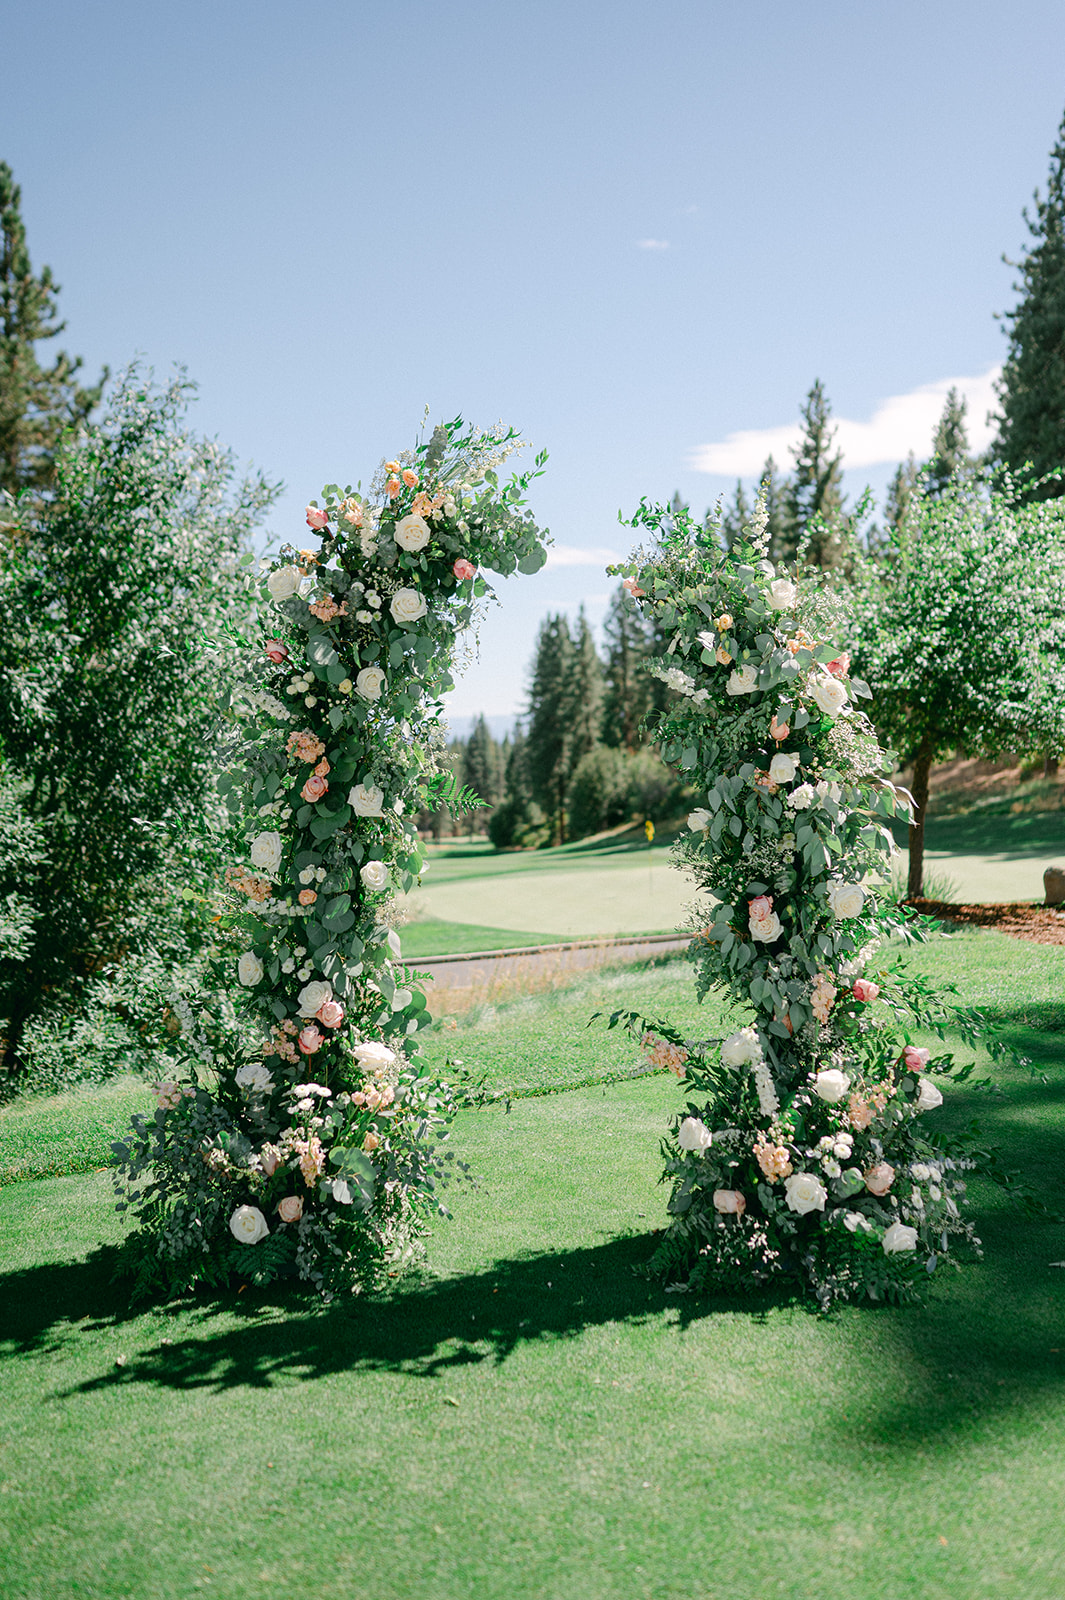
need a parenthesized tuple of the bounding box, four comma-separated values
(360, 860, 389, 891)
(713, 1189, 746, 1214)
(915, 1078, 944, 1111)
(229, 1205, 269, 1245)
(827, 881, 865, 920)
(882, 1221, 919, 1253)
(783, 1172, 828, 1215)
(297, 980, 333, 1018)
(266, 565, 301, 602)
(394, 514, 431, 551)
(810, 674, 849, 717)
(390, 587, 427, 625)
(766, 578, 798, 612)
(349, 783, 385, 816)
(721, 1028, 761, 1068)
(768, 752, 800, 784)
(352, 1040, 396, 1069)
(813, 1068, 851, 1104)
(750, 910, 783, 942)
(355, 666, 386, 701)
(277, 1195, 304, 1223)
(687, 808, 712, 831)
(677, 1116, 712, 1153)
(249, 831, 283, 875)
(235, 1063, 274, 1094)
(237, 952, 263, 987)
(726, 664, 758, 696)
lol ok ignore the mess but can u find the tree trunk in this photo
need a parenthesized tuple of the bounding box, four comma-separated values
(907, 743, 935, 899)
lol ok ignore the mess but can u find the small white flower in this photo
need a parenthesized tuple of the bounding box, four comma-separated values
(315, 867, 326, 881)
(687, 808, 712, 831)
(357, 610, 373, 623)
(821, 1157, 841, 1178)
(726, 664, 758, 696)
(911, 1163, 932, 1181)
(299, 866, 316, 885)
(367, 591, 381, 607)
(281, 958, 295, 974)
(721, 1027, 761, 1067)
(787, 783, 816, 811)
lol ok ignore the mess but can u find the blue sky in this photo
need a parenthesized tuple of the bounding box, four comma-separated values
(4, 0, 1065, 729)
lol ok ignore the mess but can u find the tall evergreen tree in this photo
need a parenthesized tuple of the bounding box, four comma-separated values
(569, 607, 604, 770)
(601, 584, 653, 748)
(758, 454, 790, 566)
(0, 162, 107, 498)
(926, 387, 974, 498)
(525, 613, 576, 843)
(718, 479, 750, 551)
(782, 380, 846, 567)
(993, 106, 1065, 498)
(883, 452, 920, 534)
(463, 714, 504, 811)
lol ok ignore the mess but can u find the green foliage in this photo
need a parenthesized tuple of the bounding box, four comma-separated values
(993, 105, 1065, 498)
(782, 380, 847, 568)
(424, 771, 490, 815)
(0, 160, 107, 497)
(0, 368, 278, 1087)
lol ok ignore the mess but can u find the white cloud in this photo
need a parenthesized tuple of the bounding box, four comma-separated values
(543, 543, 622, 569)
(688, 366, 1002, 476)
(637, 238, 670, 251)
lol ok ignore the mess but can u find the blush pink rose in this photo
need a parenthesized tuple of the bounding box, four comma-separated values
(748, 895, 773, 920)
(260, 1147, 280, 1176)
(401, 468, 419, 488)
(848, 1095, 875, 1130)
(278, 1195, 304, 1223)
(301, 773, 329, 803)
(298, 1025, 323, 1056)
(852, 979, 880, 1003)
(317, 999, 344, 1028)
(306, 505, 329, 530)
(712, 1190, 746, 1215)
(264, 638, 289, 664)
(903, 1046, 930, 1070)
(453, 558, 476, 580)
(864, 1161, 895, 1196)
(826, 652, 851, 678)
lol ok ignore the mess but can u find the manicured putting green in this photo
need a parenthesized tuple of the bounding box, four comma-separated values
(404, 858, 698, 938)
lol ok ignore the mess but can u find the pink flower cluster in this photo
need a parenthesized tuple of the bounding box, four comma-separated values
(225, 865, 273, 903)
(287, 730, 326, 765)
(294, 1134, 325, 1187)
(810, 971, 837, 1024)
(263, 1019, 300, 1064)
(309, 596, 348, 623)
(754, 1135, 793, 1181)
(640, 1031, 688, 1076)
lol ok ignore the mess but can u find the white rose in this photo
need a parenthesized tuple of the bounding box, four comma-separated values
(910, 1163, 932, 1181)
(721, 1028, 761, 1067)
(787, 783, 816, 811)
(390, 587, 427, 625)
(266, 565, 301, 602)
(882, 1221, 919, 1253)
(827, 881, 865, 920)
(229, 1205, 269, 1245)
(360, 860, 389, 891)
(767, 578, 798, 611)
(783, 1171, 828, 1215)
(768, 753, 799, 784)
(843, 1210, 873, 1233)
(355, 666, 387, 701)
(677, 1116, 713, 1153)
(726, 664, 758, 696)
(349, 783, 385, 816)
(249, 831, 283, 875)
(352, 1040, 396, 1069)
(749, 911, 783, 942)
(235, 1064, 275, 1095)
(394, 514, 431, 551)
(237, 951, 263, 987)
(915, 1078, 944, 1111)
(813, 1068, 851, 1104)
(687, 808, 712, 831)
(297, 980, 333, 1018)
(810, 674, 849, 717)
(298, 866, 316, 885)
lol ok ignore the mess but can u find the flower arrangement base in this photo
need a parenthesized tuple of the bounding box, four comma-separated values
(113, 420, 549, 1302)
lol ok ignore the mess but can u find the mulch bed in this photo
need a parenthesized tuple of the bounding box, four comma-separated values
(906, 899, 1065, 946)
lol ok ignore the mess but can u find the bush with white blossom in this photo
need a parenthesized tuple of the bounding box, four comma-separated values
(604, 493, 1025, 1307)
(113, 419, 549, 1298)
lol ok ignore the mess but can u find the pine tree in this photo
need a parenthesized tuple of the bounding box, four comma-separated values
(601, 584, 653, 749)
(569, 607, 604, 769)
(525, 613, 576, 843)
(759, 455, 790, 566)
(993, 106, 1065, 498)
(0, 161, 107, 498)
(782, 380, 846, 567)
(718, 479, 750, 551)
(883, 452, 920, 533)
(463, 714, 504, 811)
(926, 387, 974, 498)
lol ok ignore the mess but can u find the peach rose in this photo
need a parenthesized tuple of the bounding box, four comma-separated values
(362, 1131, 381, 1152)
(715, 646, 733, 664)
(298, 889, 317, 906)
(401, 467, 419, 488)
(852, 979, 880, 1003)
(453, 558, 476, 580)
(713, 1190, 746, 1215)
(385, 475, 401, 498)
(278, 1195, 304, 1223)
(622, 577, 645, 598)
(769, 716, 790, 742)
(847, 1094, 875, 1130)
(305, 505, 329, 530)
(301, 773, 329, 803)
(749, 895, 773, 920)
(864, 1161, 895, 1196)
(298, 1025, 323, 1055)
(903, 1046, 930, 1070)
(317, 999, 344, 1028)
(826, 652, 850, 678)
(264, 638, 289, 664)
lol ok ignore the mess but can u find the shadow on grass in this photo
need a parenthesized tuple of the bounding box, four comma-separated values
(890, 807, 1065, 857)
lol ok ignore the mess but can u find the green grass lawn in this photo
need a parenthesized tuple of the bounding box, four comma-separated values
(2, 927, 1064, 1600)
